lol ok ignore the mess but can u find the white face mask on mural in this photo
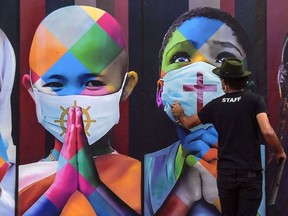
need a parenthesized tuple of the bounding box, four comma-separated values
(32, 73, 127, 145)
(161, 62, 224, 129)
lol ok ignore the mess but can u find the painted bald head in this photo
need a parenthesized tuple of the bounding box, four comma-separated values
(29, 6, 127, 96)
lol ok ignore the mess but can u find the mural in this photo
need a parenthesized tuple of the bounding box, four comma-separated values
(0, 28, 16, 215)
(144, 7, 260, 216)
(18, 5, 140, 216)
(0, 0, 287, 215)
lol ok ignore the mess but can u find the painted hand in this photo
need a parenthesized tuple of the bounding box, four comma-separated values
(178, 126, 218, 158)
(75, 107, 137, 215)
(176, 126, 220, 211)
(185, 155, 219, 210)
(23, 107, 78, 215)
(75, 107, 102, 198)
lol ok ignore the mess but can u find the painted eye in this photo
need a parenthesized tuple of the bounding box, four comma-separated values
(43, 82, 63, 88)
(85, 80, 105, 87)
(215, 52, 236, 63)
(170, 52, 190, 63)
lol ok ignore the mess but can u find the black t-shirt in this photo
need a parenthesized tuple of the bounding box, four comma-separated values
(198, 90, 267, 171)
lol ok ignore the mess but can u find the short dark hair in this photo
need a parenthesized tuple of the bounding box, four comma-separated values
(223, 76, 248, 90)
(158, 7, 251, 73)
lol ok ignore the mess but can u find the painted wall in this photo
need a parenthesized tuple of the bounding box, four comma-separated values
(0, 0, 287, 215)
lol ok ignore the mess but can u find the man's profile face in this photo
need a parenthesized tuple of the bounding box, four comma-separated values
(160, 16, 246, 78)
(30, 6, 127, 96)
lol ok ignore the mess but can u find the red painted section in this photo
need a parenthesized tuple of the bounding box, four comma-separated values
(220, 0, 235, 16)
(113, 0, 129, 155)
(19, 1, 46, 164)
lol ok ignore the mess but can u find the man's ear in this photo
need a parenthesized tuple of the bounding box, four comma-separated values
(22, 74, 35, 100)
(121, 71, 138, 101)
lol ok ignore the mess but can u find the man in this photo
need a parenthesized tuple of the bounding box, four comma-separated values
(172, 57, 286, 216)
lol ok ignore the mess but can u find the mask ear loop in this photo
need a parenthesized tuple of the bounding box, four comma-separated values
(120, 72, 128, 91)
(156, 78, 164, 108)
(27, 70, 37, 101)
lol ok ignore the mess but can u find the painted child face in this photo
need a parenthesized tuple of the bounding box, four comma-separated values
(158, 16, 247, 119)
(29, 6, 127, 96)
(25, 6, 133, 145)
(161, 16, 246, 78)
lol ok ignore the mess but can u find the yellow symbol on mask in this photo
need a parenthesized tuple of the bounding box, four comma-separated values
(54, 100, 96, 136)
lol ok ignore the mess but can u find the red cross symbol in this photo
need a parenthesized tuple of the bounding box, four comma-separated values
(183, 72, 217, 111)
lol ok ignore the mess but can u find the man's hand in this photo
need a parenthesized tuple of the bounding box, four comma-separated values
(171, 101, 185, 118)
(171, 101, 201, 128)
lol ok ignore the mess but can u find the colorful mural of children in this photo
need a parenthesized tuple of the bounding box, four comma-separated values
(144, 7, 257, 216)
(18, 6, 140, 215)
(0, 28, 16, 215)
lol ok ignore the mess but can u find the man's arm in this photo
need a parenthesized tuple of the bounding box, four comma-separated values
(256, 113, 286, 162)
(171, 101, 202, 129)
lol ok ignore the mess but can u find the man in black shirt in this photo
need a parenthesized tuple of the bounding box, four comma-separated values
(172, 58, 286, 216)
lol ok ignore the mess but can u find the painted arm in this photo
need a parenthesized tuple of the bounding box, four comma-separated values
(257, 113, 287, 163)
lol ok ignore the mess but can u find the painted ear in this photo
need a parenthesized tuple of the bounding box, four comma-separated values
(121, 71, 138, 101)
(22, 74, 35, 100)
(22, 74, 31, 90)
(156, 79, 164, 108)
